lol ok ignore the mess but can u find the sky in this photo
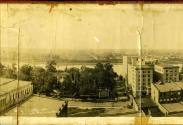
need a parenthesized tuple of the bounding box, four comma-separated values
(1, 4, 183, 50)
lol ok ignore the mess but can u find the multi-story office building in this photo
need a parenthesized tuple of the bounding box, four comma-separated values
(154, 64, 179, 83)
(0, 78, 33, 113)
(122, 56, 139, 88)
(122, 56, 131, 77)
(122, 56, 138, 76)
(151, 82, 183, 116)
(128, 64, 153, 97)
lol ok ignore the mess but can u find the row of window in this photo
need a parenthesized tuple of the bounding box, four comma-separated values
(159, 98, 182, 103)
(165, 74, 179, 76)
(137, 71, 152, 74)
(138, 74, 152, 77)
(138, 78, 152, 82)
(165, 69, 178, 73)
(165, 78, 178, 82)
(160, 91, 181, 97)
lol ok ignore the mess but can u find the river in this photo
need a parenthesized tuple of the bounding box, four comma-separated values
(2, 62, 124, 75)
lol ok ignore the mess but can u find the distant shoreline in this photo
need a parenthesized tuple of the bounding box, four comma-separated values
(1, 61, 123, 66)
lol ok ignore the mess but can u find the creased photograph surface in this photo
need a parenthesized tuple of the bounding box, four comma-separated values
(0, 3, 183, 125)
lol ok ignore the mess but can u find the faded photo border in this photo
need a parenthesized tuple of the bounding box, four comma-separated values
(1, 1, 183, 125)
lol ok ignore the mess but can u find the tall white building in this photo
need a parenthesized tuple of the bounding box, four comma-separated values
(128, 64, 153, 97)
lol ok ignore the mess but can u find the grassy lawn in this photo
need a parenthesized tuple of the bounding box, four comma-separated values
(3, 96, 138, 117)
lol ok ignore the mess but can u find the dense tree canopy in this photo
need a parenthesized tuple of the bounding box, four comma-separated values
(45, 60, 57, 72)
(0, 61, 120, 98)
(31, 66, 46, 93)
(80, 67, 96, 95)
(0, 63, 4, 76)
(3, 64, 17, 79)
(19, 64, 33, 81)
(44, 60, 58, 95)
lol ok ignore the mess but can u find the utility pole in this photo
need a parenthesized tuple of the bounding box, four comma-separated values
(16, 28, 20, 125)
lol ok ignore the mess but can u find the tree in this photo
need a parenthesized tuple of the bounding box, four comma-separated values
(103, 63, 117, 90)
(45, 60, 57, 73)
(65, 67, 80, 96)
(31, 66, 46, 93)
(3, 66, 17, 79)
(93, 63, 105, 88)
(79, 67, 96, 95)
(19, 64, 33, 81)
(44, 71, 58, 95)
(44, 59, 58, 96)
(93, 62, 118, 97)
(61, 74, 72, 90)
(0, 63, 5, 76)
(12, 63, 17, 78)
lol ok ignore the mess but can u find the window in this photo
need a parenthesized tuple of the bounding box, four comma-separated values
(142, 86, 146, 90)
(161, 92, 164, 97)
(148, 82, 151, 85)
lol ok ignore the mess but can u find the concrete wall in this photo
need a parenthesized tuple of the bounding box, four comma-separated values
(151, 83, 159, 104)
(157, 103, 168, 116)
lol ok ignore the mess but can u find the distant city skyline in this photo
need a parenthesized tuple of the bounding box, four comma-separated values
(1, 4, 183, 50)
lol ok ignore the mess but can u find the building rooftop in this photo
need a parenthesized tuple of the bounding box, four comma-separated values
(0, 78, 14, 85)
(174, 82, 183, 89)
(135, 65, 153, 70)
(154, 82, 183, 92)
(0, 78, 32, 96)
(156, 64, 179, 69)
(162, 102, 183, 113)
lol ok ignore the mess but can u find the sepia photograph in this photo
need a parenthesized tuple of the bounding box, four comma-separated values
(1, 1, 183, 125)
